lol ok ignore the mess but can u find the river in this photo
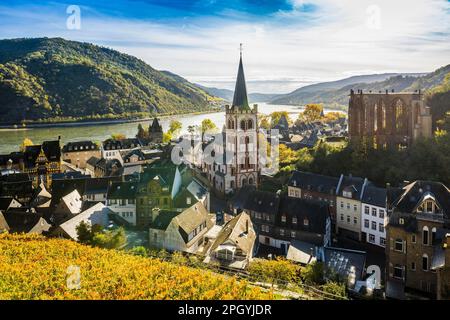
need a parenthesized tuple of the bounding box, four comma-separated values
(0, 103, 343, 153)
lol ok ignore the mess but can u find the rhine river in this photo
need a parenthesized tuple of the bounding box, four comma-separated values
(0, 103, 342, 153)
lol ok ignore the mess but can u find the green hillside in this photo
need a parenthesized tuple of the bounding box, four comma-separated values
(0, 38, 216, 123)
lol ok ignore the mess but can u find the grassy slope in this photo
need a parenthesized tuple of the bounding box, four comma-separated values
(0, 234, 270, 300)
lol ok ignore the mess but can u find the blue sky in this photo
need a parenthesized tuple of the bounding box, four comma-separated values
(0, 0, 449, 93)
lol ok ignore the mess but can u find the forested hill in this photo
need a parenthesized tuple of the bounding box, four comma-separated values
(0, 37, 216, 123)
(270, 65, 450, 109)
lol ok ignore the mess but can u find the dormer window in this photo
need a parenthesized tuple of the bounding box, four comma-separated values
(343, 190, 352, 198)
(303, 218, 309, 226)
(281, 215, 286, 223)
(292, 217, 297, 224)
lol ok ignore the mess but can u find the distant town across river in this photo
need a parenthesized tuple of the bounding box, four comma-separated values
(0, 103, 345, 154)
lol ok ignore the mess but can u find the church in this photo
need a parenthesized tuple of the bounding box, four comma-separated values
(203, 49, 260, 195)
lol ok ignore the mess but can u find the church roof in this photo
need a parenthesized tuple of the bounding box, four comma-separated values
(150, 118, 162, 132)
(232, 55, 250, 111)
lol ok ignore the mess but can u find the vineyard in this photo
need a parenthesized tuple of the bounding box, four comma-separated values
(0, 234, 272, 300)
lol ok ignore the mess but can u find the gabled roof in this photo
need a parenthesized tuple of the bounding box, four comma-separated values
(2, 209, 51, 234)
(389, 181, 450, 218)
(278, 196, 330, 234)
(240, 188, 280, 216)
(23, 140, 61, 168)
(288, 170, 340, 195)
(102, 138, 142, 150)
(86, 156, 101, 167)
(150, 118, 162, 133)
(62, 140, 99, 152)
(60, 189, 83, 214)
(107, 181, 137, 199)
(232, 55, 250, 111)
(0, 152, 24, 166)
(337, 175, 367, 200)
(0, 197, 21, 211)
(58, 202, 110, 240)
(361, 186, 386, 208)
(84, 177, 121, 194)
(210, 211, 256, 256)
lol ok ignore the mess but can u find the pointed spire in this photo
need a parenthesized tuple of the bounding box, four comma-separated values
(232, 44, 250, 111)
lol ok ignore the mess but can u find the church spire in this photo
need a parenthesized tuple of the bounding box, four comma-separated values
(232, 43, 250, 111)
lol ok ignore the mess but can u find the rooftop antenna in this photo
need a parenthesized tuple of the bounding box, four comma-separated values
(240, 43, 243, 58)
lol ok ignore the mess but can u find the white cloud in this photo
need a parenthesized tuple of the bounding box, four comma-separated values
(0, 0, 448, 93)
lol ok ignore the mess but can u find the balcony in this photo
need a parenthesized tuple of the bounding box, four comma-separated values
(416, 212, 445, 223)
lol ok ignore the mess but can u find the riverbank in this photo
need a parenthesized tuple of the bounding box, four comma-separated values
(0, 108, 221, 130)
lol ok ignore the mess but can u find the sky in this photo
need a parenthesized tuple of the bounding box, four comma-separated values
(0, 0, 449, 93)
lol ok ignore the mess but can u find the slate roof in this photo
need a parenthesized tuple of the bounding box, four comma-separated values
(288, 170, 340, 195)
(231, 55, 250, 111)
(62, 140, 99, 153)
(86, 156, 101, 167)
(139, 160, 178, 192)
(388, 181, 450, 218)
(278, 196, 330, 234)
(210, 211, 256, 256)
(337, 175, 367, 200)
(2, 209, 51, 234)
(57, 202, 110, 240)
(51, 177, 90, 205)
(24, 140, 61, 168)
(361, 186, 387, 208)
(0, 173, 33, 199)
(150, 118, 162, 132)
(85, 177, 121, 194)
(323, 247, 366, 287)
(107, 181, 137, 199)
(150, 211, 180, 231)
(243, 189, 281, 216)
(0, 152, 24, 166)
(102, 138, 142, 150)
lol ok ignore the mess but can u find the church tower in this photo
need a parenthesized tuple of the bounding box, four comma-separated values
(224, 45, 259, 192)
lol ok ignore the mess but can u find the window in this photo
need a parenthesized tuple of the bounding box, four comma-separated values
(340, 202, 344, 208)
(347, 215, 350, 223)
(343, 191, 352, 198)
(379, 210, 385, 219)
(291, 231, 296, 238)
(394, 239, 404, 252)
(364, 219, 369, 228)
(393, 265, 404, 279)
(347, 203, 350, 210)
(364, 206, 369, 214)
(304, 218, 309, 226)
(423, 226, 429, 245)
(422, 254, 429, 271)
(372, 208, 377, 216)
(280, 229, 285, 236)
(281, 215, 286, 223)
(411, 262, 416, 271)
(379, 223, 384, 233)
(371, 221, 377, 230)
(292, 217, 297, 224)
(353, 217, 357, 225)
(411, 234, 416, 243)
(369, 234, 375, 243)
(432, 227, 437, 244)
(426, 201, 433, 213)
(340, 214, 344, 221)
(380, 237, 386, 246)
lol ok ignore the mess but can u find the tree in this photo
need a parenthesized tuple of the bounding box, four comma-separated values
(200, 119, 218, 141)
(111, 133, 126, 140)
(91, 227, 126, 249)
(302, 104, 323, 122)
(20, 138, 33, 151)
(248, 257, 299, 289)
(259, 115, 271, 129)
(136, 123, 147, 139)
(163, 132, 172, 143)
(301, 261, 325, 285)
(269, 111, 290, 127)
(169, 120, 182, 135)
(320, 281, 347, 299)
